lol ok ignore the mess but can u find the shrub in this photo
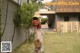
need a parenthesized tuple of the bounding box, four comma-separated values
(41, 18, 48, 24)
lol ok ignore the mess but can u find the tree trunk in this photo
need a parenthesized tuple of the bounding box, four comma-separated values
(27, 0, 29, 4)
(26, 28, 30, 42)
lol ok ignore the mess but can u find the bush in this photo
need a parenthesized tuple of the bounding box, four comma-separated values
(41, 18, 48, 24)
(13, 11, 21, 27)
(20, 3, 39, 29)
(28, 32, 35, 43)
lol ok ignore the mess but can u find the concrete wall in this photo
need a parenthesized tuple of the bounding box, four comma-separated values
(1, 0, 27, 50)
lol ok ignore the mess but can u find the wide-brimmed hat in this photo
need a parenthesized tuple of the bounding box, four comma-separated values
(33, 12, 41, 18)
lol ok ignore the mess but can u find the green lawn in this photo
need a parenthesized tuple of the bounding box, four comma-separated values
(12, 32, 80, 53)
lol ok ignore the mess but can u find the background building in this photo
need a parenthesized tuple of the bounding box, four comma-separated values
(55, 0, 80, 32)
(39, 0, 80, 32)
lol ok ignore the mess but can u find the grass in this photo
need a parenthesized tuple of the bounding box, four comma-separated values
(12, 32, 80, 53)
(11, 43, 34, 53)
(44, 32, 80, 53)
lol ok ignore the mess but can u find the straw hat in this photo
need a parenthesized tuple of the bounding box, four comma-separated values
(33, 12, 41, 18)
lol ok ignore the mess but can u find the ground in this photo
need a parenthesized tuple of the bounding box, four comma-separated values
(12, 32, 80, 53)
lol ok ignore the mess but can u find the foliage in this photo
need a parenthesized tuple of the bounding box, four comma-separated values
(20, 2, 39, 42)
(31, 0, 44, 9)
(13, 0, 44, 28)
(13, 0, 43, 42)
(41, 18, 48, 24)
(28, 32, 35, 43)
(20, 3, 38, 29)
(13, 9, 21, 27)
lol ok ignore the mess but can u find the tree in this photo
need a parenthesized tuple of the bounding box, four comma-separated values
(20, 3, 38, 29)
(20, 2, 39, 42)
(13, 0, 43, 42)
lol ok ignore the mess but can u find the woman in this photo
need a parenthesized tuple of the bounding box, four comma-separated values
(32, 17, 44, 53)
